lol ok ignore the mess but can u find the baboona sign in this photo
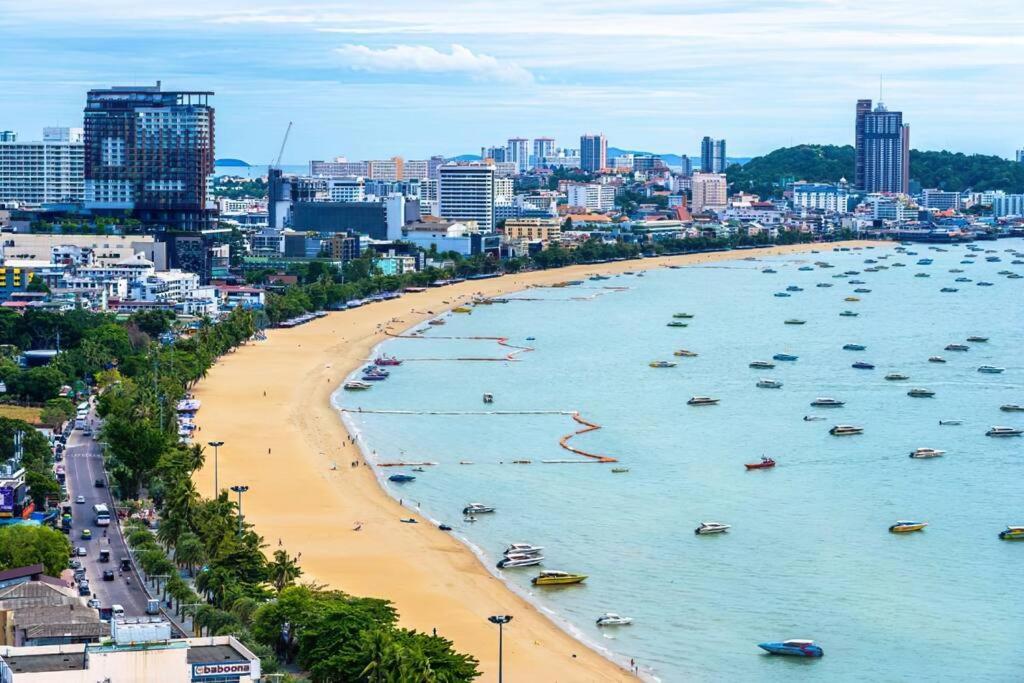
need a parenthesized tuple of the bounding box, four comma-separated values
(192, 661, 252, 678)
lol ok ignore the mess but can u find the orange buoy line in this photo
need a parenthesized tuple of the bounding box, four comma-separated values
(383, 331, 534, 361)
(558, 412, 618, 463)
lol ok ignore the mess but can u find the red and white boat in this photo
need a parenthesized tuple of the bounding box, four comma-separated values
(374, 356, 403, 366)
(745, 457, 776, 470)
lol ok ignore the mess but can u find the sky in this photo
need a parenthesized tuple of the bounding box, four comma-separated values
(1, 0, 1023, 162)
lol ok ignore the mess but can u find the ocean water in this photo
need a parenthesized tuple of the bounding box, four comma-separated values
(335, 241, 1024, 682)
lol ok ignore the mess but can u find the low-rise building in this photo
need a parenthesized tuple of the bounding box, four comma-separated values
(792, 183, 849, 213)
(503, 218, 562, 244)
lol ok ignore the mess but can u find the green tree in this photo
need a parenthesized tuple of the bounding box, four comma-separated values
(40, 397, 75, 430)
(266, 549, 303, 592)
(0, 525, 71, 575)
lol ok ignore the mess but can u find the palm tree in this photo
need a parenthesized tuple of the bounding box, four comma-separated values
(174, 532, 206, 577)
(267, 549, 303, 592)
(359, 629, 397, 683)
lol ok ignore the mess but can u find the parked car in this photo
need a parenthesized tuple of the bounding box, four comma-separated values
(102, 570, 115, 581)
(77, 581, 90, 596)
(76, 547, 87, 557)
(98, 549, 110, 563)
(69, 559, 82, 569)
(75, 495, 85, 504)
(87, 598, 101, 609)
(73, 569, 86, 582)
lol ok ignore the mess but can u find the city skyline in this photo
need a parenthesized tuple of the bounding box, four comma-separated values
(2, 1, 1023, 162)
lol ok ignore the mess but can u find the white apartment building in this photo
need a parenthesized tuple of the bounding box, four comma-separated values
(920, 189, 961, 211)
(0, 128, 84, 206)
(507, 137, 529, 172)
(992, 193, 1024, 217)
(328, 176, 366, 202)
(566, 183, 616, 211)
(690, 173, 728, 213)
(439, 163, 496, 232)
(404, 159, 431, 179)
(309, 158, 367, 176)
(792, 183, 849, 213)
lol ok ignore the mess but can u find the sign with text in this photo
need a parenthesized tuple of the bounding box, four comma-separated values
(192, 661, 252, 679)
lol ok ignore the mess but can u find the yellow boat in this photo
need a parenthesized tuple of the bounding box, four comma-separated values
(844, 296, 860, 302)
(999, 525, 1024, 540)
(452, 306, 472, 313)
(531, 570, 587, 586)
(674, 349, 698, 357)
(889, 521, 928, 533)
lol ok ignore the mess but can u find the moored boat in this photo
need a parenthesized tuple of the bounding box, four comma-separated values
(749, 360, 775, 369)
(673, 312, 695, 319)
(531, 570, 587, 586)
(839, 310, 859, 317)
(986, 426, 1023, 437)
(757, 640, 823, 657)
(784, 319, 806, 325)
(842, 343, 866, 351)
(674, 349, 698, 357)
(388, 473, 416, 483)
(945, 343, 969, 352)
(596, 613, 633, 626)
(885, 373, 909, 381)
(694, 521, 730, 535)
(772, 353, 798, 361)
(938, 419, 962, 425)
(745, 456, 776, 470)
(756, 378, 782, 389)
(829, 424, 863, 435)
(928, 356, 946, 363)
(666, 321, 688, 327)
(1000, 404, 1024, 412)
(909, 447, 945, 459)
(852, 361, 875, 370)
(649, 360, 677, 368)
(907, 388, 935, 398)
(977, 365, 1005, 374)
(966, 336, 989, 342)
(811, 398, 845, 407)
(998, 526, 1024, 540)
(462, 503, 495, 514)
(889, 520, 928, 533)
(497, 554, 544, 569)
(687, 396, 720, 406)
(374, 355, 402, 366)
(344, 380, 372, 391)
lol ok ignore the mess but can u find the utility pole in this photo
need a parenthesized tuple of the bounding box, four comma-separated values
(230, 485, 249, 534)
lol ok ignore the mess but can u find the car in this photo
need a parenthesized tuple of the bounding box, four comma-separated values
(102, 570, 115, 581)
(78, 581, 91, 597)
(75, 495, 85, 504)
(73, 569, 86, 581)
(69, 559, 82, 569)
(94, 479, 105, 488)
(87, 598, 101, 609)
(76, 547, 87, 557)
(81, 529, 92, 540)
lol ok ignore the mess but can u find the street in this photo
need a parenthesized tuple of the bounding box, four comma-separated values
(63, 417, 149, 617)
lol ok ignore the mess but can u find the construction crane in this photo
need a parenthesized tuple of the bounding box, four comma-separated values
(272, 121, 293, 169)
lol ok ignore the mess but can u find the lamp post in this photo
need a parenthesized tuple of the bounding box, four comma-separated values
(487, 615, 513, 683)
(207, 441, 224, 498)
(230, 485, 249, 534)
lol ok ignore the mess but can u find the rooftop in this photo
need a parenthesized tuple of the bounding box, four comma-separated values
(2, 651, 87, 674)
(187, 643, 250, 665)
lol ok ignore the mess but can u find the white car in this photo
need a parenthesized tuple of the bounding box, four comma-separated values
(75, 495, 85, 504)
(76, 547, 87, 556)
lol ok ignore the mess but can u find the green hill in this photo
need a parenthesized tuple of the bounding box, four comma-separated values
(726, 144, 1024, 196)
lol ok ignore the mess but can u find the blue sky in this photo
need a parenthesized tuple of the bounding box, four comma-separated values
(1, 0, 1022, 162)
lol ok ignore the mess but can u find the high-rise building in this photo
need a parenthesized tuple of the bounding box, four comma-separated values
(481, 146, 507, 163)
(0, 132, 16, 142)
(679, 154, 693, 177)
(439, 163, 496, 232)
(310, 158, 367, 177)
(507, 137, 529, 173)
(854, 99, 909, 194)
(532, 137, 555, 166)
(580, 134, 607, 173)
(566, 183, 615, 211)
(700, 137, 727, 173)
(1016, 149, 1024, 163)
(0, 127, 84, 205)
(403, 159, 431, 180)
(690, 172, 728, 213)
(84, 81, 215, 229)
(366, 157, 403, 181)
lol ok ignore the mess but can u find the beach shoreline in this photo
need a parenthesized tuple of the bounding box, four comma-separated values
(192, 240, 886, 681)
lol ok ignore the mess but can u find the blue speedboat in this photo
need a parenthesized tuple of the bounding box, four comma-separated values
(388, 473, 416, 483)
(852, 361, 875, 370)
(361, 373, 388, 381)
(363, 366, 389, 377)
(842, 343, 866, 351)
(758, 639, 824, 657)
(774, 292, 791, 298)
(772, 353, 798, 361)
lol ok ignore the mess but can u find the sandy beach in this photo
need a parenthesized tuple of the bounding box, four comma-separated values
(192, 241, 884, 681)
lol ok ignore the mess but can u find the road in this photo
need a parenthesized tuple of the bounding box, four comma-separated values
(62, 410, 149, 617)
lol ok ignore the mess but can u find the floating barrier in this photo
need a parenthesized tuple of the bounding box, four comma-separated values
(383, 331, 533, 361)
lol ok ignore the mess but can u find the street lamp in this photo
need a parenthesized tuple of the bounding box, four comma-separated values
(207, 441, 224, 498)
(487, 615, 513, 683)
(230, 485, 249, 534)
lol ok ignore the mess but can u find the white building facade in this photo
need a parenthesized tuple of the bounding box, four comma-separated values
(439, 163, 496, 232)
(0, 128, 84, 206)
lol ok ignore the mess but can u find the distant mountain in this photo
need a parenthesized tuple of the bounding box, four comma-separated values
(726, 144, 1024, 196)
(449, 154, 481, 162)
(216, 158, 251, 167)
(608, 147, 751, 169)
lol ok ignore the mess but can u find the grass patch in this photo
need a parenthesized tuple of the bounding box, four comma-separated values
(0, 405, 42, 424)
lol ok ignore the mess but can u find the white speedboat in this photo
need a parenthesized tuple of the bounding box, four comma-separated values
(977, 366, 1005, 374)
(344, 380, 372, 391)
(757, 378, 783, 389)
(695, 521, 731, 535)
(504, 543, 543, 556)
(687, 396, 720, 406)
(986, 426, 1023, 437)
(462, 503, 495, 515)
(596, 613, 634, 626)
(938, 419, 963, 425)
(497, 554, 544, 569)
(810, 398, 845, 407)
(909, 448, 946, 459)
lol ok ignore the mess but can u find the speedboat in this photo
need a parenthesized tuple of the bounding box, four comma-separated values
(363, 365, 389, 377)
(907, 388, 935, 398)
(914, 272, 931, 278)
(772, 353, 798, 361)
(649, 360, 677, 368)
(745, 456, 776, 470)
(344, 380, 372, 390)
(966, 336, 988, 342)
(388, 473, 416, 483)
(928, 356, 946, 363)
(998, 526, 1024, 540)
(674, 349, 698, 357)
(854, 288, 871, 293)
(842, 343, 866, 351)
(852, 361, 875, 370)
(462, 503, 495, 514)
(784, 319, 806, 325)
(611, 467, 630, 473)
(816, 282, 834, 288)
(885, 373, 909, 381)
(1000, 404, 1024, 412)
(909, 448, 945, 459)
(803, 415, 825, 421)
(844, 296, 861, 301)
(756, 378, 782, 389)
(361, 372, 388, 381)
(986, 426, 1023, 437)
(785, 285, 803, 292)
(694, 521, 730, 535)
(596, 613, 633, 626)
(810, 398, 844, 407)
(773, 292, 791, 298)
(955, 277, 972, 283)
(762, 268, 777, 274)
(839, 310, 859, 317)
(687, 396, 720, 406)
(977, 281, 994, 287)
(749, 360, 775, 369)
(673, 312, 695, 319)
(829, 425, 863, 436)
(938, 419, 963, 426)
(940, 287, 958, 293)
(945, 344, 969, 352)
(757, 640, 823, 657)
(497, 554, 544, 569)
(667, 321, 688, 327)
(889, 520, 928, 533)
(374, 356, 402, 366)
(531, 570, 587, 586)
(977, 366, 1005, 374)
(798, 265, 814, 271)
(849, 279, 866, 285)
(504, 543, 543, 556)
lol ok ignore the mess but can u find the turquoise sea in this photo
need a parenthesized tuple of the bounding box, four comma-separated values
(335, 240, 1024, 682)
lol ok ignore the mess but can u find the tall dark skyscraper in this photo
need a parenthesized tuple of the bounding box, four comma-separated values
(854, 99, 909, 194)
(700, 136, 727, 173)
(84, 81, 216, 230)
(579, 133, 607, 173)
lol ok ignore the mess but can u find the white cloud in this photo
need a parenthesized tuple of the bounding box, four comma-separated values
(334, 43, 533, 84)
